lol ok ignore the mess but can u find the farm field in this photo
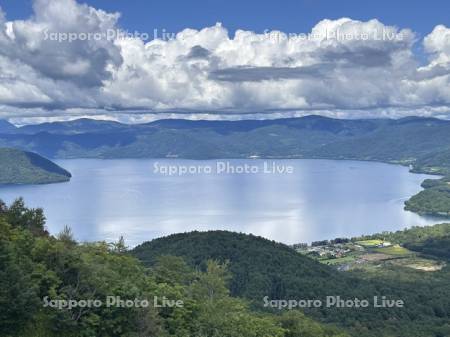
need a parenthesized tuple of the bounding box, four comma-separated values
(297, 239, 445, 273)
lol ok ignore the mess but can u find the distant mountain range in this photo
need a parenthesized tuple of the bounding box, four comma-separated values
(1, 116, 450, 175)
(0, 119, 16, 133)
(0, 148, 71, 185)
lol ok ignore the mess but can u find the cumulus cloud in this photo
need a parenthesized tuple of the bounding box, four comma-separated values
(1, 0, 122, 86)
(0, 0, 450, 121)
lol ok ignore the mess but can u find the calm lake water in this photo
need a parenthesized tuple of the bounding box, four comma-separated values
(0, 159, 439, 246)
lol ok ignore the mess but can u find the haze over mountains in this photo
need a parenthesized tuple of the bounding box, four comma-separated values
(0, 115, 450, 174)
(0, 120, 17, 134)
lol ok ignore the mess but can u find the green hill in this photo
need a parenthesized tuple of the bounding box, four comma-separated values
(132, 230, 450, 337)
(133, 231, 351, 299)
(0, 148, 71, 184)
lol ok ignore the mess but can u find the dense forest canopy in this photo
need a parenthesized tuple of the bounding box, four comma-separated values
(133, 229, 450, 337)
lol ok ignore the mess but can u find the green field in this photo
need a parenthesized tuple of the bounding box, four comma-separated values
(373, 245, 413, 256)
(355, 239, 383, 247)
(320, 255, 357, 265)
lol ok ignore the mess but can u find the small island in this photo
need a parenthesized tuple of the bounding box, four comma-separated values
(0, 148, 71, 185)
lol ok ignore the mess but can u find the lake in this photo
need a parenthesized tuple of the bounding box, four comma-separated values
(0, 159, 439, 246)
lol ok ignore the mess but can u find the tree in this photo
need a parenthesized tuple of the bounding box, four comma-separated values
(111, 235, 127, 253)
(5, 198, 47, 235)
(57, 225, 76, 245)
(0, 221, 40, 335)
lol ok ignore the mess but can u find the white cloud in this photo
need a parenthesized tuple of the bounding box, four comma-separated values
(0, 0, 450, 122)
(424, 25, 450, 64)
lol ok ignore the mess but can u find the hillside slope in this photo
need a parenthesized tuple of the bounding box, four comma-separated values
(133, 230, 351, 299)
(132, 230, 450, 337)
(0, 148, 71, 184)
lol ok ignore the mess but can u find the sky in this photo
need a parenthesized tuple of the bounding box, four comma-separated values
(0, 0, 450, 123)
(3, 0, 449, 39)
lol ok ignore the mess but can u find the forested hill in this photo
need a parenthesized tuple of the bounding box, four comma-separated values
(132, 230, 450, 337)
(132, 230, 350, 299)
(0, 148, 71, 184)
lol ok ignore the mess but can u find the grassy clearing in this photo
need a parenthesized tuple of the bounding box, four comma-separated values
(355, 239, 383, 247)
(373, 245, 413, 256)
(320, 256, 356, 265)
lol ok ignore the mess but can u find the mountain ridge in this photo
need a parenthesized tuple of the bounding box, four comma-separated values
(2, 115, 449, 170)
(0, 119, 17, 133)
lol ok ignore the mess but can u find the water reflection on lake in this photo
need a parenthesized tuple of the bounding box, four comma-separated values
(0, 159, 439, 246)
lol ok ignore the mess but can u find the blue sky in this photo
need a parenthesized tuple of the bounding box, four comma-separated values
(3, 0, 449, 39)
(0, 0, 450, 123)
